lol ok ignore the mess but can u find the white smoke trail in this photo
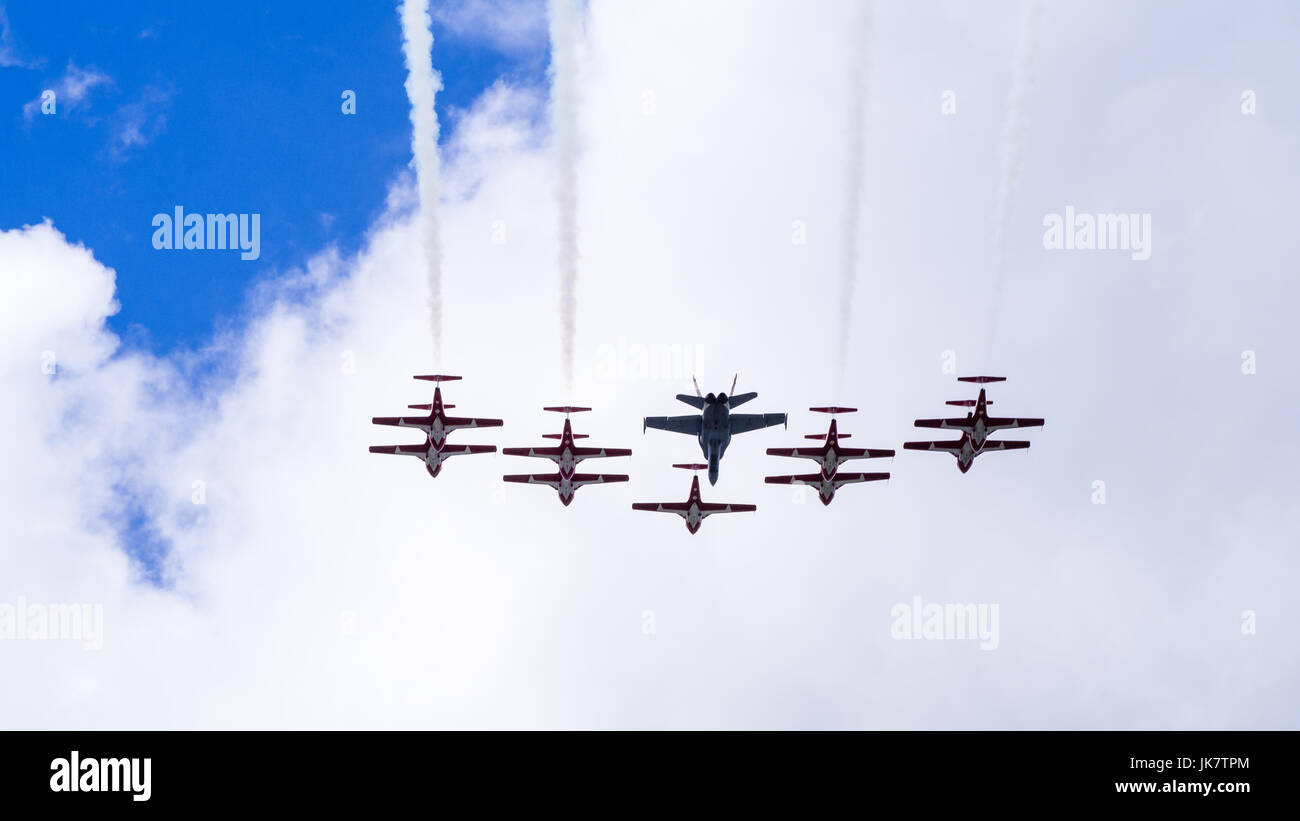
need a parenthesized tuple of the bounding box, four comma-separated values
(986, 0, 1041, 362)
(549, 0, 580, 391)
(399, 0, 444, 364)
(836, 1, 873, 386)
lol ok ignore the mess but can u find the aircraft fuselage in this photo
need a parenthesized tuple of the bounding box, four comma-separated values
(698, 403, 731, 485)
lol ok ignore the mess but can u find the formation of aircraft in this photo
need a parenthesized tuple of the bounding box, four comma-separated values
(502, 406, 631, 506)
(643, 376, 787, 486)
(765, 407, 893, 505)
(369, 375, 502, 478)
(631, 464, 756, 534)
(368, 372, 1046, 530)
(903, 376, 1044, 473)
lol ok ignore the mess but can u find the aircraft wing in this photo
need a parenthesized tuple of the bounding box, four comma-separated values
(570, 473, 629, 487)
(913, 417, 976, 430)
(502, 446, 563, 459)
(571, 446, 633, 459)
(766, 472, 887, 487)
(505, 472, 629, 489)
(766, 473, 821, 486)
(644, 415, 702, 435)
(766, 446, 824, 462)
(443, 415, 504, 430)
(903, 440, 964, 452)
(978, 440, 1030, 452)
(440, 444, 496, 457)
(836, 446, 896, 460)
(372, 415, 432, 431)
(369, 444, 427, 457)
(503, 473, 562, 488)
(632, 501, 693, 517)
(729, 413, 787, 435)
(983, 417, 1044, 433)
(829, 471, 890, 486)
(697, 501, 757, 516)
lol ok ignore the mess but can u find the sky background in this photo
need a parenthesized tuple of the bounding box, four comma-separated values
(0, 0, 548, 352)
(0, 0, 1297, 728)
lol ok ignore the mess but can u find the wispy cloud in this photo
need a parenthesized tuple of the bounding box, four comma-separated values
(22, 61, 112, 120)
(432, 0, 547, 53)
(108, 86, 173, 160)
(0, 4, 40, 68)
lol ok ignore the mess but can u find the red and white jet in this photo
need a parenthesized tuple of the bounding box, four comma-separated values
(903, 431, 1029, 474)
(911, 376, 1044, 450)
(369, 375, 502, 478)
(904, 377, 1040, 474)
(632, 463, 756, 534)
(765, 407, 892, 505)
(502, 406, 631, 506)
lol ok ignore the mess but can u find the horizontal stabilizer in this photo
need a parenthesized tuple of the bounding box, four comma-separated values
(675, 394, 706, 410)
(407, 403, 455, 410)
(543, 406, 591, 414)
(805, 432, 850, 440)
(727, 391, 758, 408)
(673, 463, 709, 471)
(944, 399, 988, 407)
(542, 432, 588, 440)
(414, 374, 461, 383)
(809, 406, 857, 414)
(957, 376, 1005, 384)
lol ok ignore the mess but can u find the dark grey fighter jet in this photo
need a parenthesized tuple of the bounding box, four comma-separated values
(643, 376, 786, 486)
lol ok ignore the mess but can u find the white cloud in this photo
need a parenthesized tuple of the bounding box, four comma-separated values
(108, 85, 173, 159)
(432, 0, 548, 54)
(22, 61, 111, 119)
(0, 4, 39, 68)
(0, 0, 1297, 728)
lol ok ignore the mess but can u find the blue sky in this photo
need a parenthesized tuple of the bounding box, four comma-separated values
(0, 0, 546, 353)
